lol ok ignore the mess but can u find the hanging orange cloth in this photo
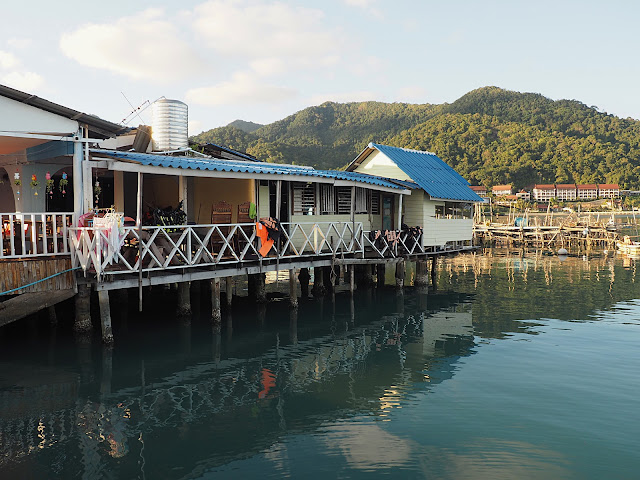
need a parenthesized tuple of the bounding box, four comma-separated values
(256, 222, 273, 257)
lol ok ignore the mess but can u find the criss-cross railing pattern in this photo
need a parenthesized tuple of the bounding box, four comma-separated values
(363, 230, 424, 258)
(68, 221, 375, 276)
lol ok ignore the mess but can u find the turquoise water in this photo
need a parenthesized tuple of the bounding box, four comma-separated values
(1, 250, 639, 479)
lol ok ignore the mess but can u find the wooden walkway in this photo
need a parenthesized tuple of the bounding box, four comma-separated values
(0, 289, 75, 327)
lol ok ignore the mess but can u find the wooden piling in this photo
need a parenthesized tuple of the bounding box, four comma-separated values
(97, 290, 114, 344)
(312, 267, 326, 297)
(225, 277, 234, 307)
(289, 269, 298, 308)
(211, 278, 221, 322)
(415, 260, 429, 287)
(74, 284, 92, 333)
(395, 260, 405, 289)
(177, 282, 192, 316)
(349, 265, 355, 294)
(298, 268, 310, 298)
(377, 264, 386, 288)
(431, 257, 438, 291)
(48, 305, 57, 325)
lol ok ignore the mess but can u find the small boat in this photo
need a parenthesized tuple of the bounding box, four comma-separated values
(616, 236, 640, 255)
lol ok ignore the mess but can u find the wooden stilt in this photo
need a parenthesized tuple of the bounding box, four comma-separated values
(211, 278, 221, 322)
(225, 277, 234, 307)
(312, 267, 326, 297)
(298, 268, 310, 298)
(395, 259, 405, 289)
(377, 263, 386, 288)
(415, 260, 429, 287)
(431, 256, 438, 291)
(289, 269, 298, 308)
(97, 290, 114, 344)
(176, 282, 191, 316)
(74, 284, 92, 333)
(349, 265, 355, 295)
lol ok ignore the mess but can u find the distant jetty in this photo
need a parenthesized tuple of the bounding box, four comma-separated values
(472, 211, 635, 249)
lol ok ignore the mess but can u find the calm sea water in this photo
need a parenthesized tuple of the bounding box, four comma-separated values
(1, 250, 639, 479)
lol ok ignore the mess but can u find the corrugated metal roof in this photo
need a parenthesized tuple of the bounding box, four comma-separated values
(369, 143, 483, 202)
(91, 149, 406, 190)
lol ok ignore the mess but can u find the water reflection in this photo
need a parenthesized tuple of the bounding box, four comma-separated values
(1, 249, 639, 478)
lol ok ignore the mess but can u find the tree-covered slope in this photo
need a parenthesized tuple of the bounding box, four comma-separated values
(190, 87, 640, 188)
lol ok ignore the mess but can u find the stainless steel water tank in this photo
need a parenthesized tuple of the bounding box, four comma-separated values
(151, 99, 188, 151)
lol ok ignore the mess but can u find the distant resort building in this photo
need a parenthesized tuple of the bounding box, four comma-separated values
(516, 189, 530, 201)
(556, 184, 577, 201)
(532, 184, 556, 202)
(599, 184, 620, 198)
(492, 184, 513, 196)
(577, 184, 598, 200)
(532, 183, 620, 202)
(469, 185, 487, 197)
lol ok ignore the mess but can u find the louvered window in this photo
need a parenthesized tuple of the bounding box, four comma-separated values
(320, 184, 335, 214)
(336, 187, 352, 214)
(293, 183, 316, 215)
(355, 187, 367, 213)
(369, 191, 380, 215)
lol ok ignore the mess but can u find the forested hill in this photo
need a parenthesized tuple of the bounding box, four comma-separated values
(191, 87, 640, 189)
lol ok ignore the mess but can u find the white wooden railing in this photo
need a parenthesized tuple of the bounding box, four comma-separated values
(67, 221, 425, 277)
(363, 229, 424, 257)
(0, 212, 74, 259)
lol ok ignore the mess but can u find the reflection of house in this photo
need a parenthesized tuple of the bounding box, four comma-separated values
(532, 184, 556, 202)
(556, 184, 577, 201)
(577, 184, 598, 200)
(492, 184, 512, 196)
(347, 143, 482, 250)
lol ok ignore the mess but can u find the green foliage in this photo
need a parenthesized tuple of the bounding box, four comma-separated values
(190, 87, 640, 189)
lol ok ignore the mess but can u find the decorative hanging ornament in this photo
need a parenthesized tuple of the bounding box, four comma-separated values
(45, 171, 54, 197)
(30, 174, 39, 195)
(59, 172, 68, 196)
(14, 170, 21, 186)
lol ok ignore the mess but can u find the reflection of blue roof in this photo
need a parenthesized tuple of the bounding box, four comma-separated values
(367, 143, 483, 202)
(91, 149, 406, 190)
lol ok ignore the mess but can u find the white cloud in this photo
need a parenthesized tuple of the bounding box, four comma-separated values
(0, 51, 19, 69)
(308, 91, 378, 105)
(185, 72, 297, 106)
(0, 49, 44, 92)
(59, 9, 203, 82)
(1, 71, 44, 91)
(190, 1, 341, 73)
(343, 0, 383, 18)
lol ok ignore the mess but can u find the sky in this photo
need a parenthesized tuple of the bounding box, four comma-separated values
(2, 0, 639, 136)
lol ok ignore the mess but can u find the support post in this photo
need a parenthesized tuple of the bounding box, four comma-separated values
(377, 263, 386, 288)
(72, 128, 84, 219)
(298, 268, 310, 298)
(98, 290, 114, 344)
(395, 259, 405, 289)
(289, 308, 298, 345)
(137, 172, 143, 312)
(211, 278, 221, 322)
(74, 284, 92, 333)
(289, 269, 298, 308)
(177, 281, 192, 316)
(48, 305, 57, 325)
(249, 273, 267, 303)
(312, 267, 326, 297)
(431, 256, 438, 291)
(225, 277, 234, 307)
(323, 265, 334, 293)
(349, 265, 355, 295)
(415, 260, 429, 288)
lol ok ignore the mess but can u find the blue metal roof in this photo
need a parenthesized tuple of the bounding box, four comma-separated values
(91, 149, 405, 190)
(369, 143, 483, 202)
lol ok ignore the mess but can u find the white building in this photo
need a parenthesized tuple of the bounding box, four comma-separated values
(532, 184, 556, 202)
(577, 184, 598, 200)
(556, 184, 577, 201)
(347, 143, 482, 250)
(598, 184, 620, 198)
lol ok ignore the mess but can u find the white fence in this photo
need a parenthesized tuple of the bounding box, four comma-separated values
(0, 212, 74, 259)
(67, 221, 425, 277)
